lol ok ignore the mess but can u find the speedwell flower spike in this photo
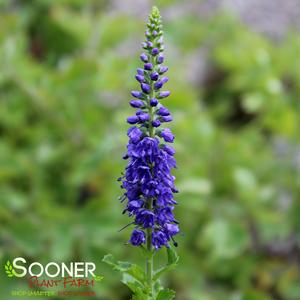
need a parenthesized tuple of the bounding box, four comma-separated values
(122, 5, 178, 250)
(104, 7, 179, 300)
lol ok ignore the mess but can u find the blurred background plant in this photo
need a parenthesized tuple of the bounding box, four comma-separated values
(1, 0, 300, 299)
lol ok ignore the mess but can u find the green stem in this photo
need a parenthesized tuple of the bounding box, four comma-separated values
(146, 59, 155, 296)
(146, 211, 153, 294)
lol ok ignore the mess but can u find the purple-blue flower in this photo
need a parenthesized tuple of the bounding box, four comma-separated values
(152, 230, 168, 249)
(130, 229, 146, 246)
(161, 128, 175, 143)
(157, 106, 170, 116)
(162, 115, 173, 122)
(162, 144, 176, 156)
(136, 210, 155, 228)
(120, 5, 179, 250)
(127, 127, 143, 143)
(139, 113, 150, 122)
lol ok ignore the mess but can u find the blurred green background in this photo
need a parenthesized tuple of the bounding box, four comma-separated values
(1, 0, 300, 299)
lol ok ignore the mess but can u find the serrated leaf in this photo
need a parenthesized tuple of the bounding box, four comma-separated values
(103, 254, 146, 285)
(131, 286, 150, 300)
(156, 288, 175, 300)
(153, 247, 179, 281)
(122, 273, 144, 293)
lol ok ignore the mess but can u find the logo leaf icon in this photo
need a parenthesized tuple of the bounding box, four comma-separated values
(5, 261, 15, 278)
(93, 275, 104, 282)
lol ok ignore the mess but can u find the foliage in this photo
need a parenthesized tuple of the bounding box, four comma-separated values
(0, 1, 300, 299)
(103, 246, 178, 300)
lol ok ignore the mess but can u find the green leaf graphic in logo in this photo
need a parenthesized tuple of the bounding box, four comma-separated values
(5, 261, 16, 278)
(93, 275, 104, 282)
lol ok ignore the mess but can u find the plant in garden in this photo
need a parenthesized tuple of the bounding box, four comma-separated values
(103, 6, 179, 300)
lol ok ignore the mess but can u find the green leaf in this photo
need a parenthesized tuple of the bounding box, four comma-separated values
(131, 288, 149, 300)
(122, 273, 143, 290)
(153, 247, 179, 281)
(153, 280, 163, 294)
(167, 247, 178, 265)
(103, 254, 146, 287)
(156, 288, 175, 300)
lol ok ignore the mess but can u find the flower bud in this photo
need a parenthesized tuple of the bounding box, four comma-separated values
(135, 75, 144, 83)
(151, 48, 159, 56)
(139, 113, 150, 122)
(157, 91, 170, 99)
(157, 37, 163, 45)
(129, 100, 144, 108)
(127, 115, 139, 124)
(144, 63, 153, 70)
(140, 53, 148, 62)
(154, 81, 163, 90)
(152, 120, 161, 127)
(131, 91, 143, 99)
(150, 72, 159, 81)
(141, 83, 151, 94)
(157, 54, 164, 64)
(150, 98, 158, 106)
(157, 106, 170, 116)
(158, 66, 168, 74)
(137, 68, 144, 75)
(161, 76, 169, 84)
(147, 41, 153, 48)
(136, 109, 144, 116)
